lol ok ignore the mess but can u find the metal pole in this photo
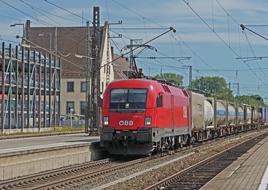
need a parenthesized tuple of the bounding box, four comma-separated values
(21, 47, 25, 131)
(38, 52, 41, 131)
(27, 48, 30, 128)
(44, 54, 47, 128)
(15, 45, 18, 129)
(48, 35, 52, 127)
(1, 42, 5, 133)
(22, 24, 25, 45)
(33, 50, 36, 129)
(85, 21, 90, 133)
(92, 6, 101, 132)
(8, 44, 11, 130)
(70, 109, 73, 128)
(189, 65, 192, 90)
(53, 55, 56, 128)
(49, 33, 52, 53)
(129, 39, 134, 77)
(58, 58, 61, 126)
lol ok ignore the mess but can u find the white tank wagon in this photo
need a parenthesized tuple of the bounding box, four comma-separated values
(190, 92, 267, 142)
(191, 92, 205, 131)
(227, 103, 236, 125)
(236, 105, 244, 125)
(245, 106, 252, 124)
(216, 100, 227, 127)
(260, 107, 268, 124)
(204, 100, 213, 128)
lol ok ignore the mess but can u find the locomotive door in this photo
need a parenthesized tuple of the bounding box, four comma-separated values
(171, 95, 175, 128)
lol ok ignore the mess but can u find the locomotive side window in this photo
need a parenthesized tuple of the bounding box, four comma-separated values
(110, 88, 147, 112)
(156, 93, 163, 107)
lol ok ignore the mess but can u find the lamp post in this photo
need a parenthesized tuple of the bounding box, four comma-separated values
(10, 23, 25, 44)
(74, 53, 95, 133)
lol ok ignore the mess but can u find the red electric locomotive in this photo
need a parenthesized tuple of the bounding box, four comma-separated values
(100, 79, 191, 155)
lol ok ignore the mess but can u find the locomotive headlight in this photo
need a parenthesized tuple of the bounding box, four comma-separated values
(103, 116, 109, 126)
(145, 117, 152, 126)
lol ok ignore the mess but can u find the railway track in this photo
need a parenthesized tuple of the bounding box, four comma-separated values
(144, 131, 268, 190)
(0, 158, 111, 190)
(0, 129, 265, 190)
(0, 155, 152, 190)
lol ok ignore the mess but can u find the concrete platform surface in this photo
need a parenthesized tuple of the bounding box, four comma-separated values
(0, 133, 99, 150)
(0, 134, 103, 180)
(201, 136, 268, 190)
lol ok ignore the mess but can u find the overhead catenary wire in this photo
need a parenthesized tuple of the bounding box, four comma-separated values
(0, 0, 51, 26)
(19, 0, 61, 26)
(240, 24, 268, 41)
(242, 30, 268, 78)
(102, 0, 257, 95)
(110, 0, 241, 84)
(23, 1, 79, 24)
(20, 37, 85, 71)
(216, 0, 268, 81)
(169, 33, 235, 80)
(98, 27, 176, 71)
(1, 0, 90, 50)
(110, 0, 166, 28)
(110, 0, 228, 78)
(44, 0, 91, 23)
(183, 0, 268, 88)
(107, 1, 267, 96)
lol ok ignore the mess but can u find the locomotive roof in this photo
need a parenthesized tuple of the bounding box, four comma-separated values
(107, 79, 189, 97)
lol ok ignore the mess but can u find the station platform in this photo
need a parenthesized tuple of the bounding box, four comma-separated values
(0, 134, 103, 181)
(201, 135, 268, 190)
(0, 133, 99, 149)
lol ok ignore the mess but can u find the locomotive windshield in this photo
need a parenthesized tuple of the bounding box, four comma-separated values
(110, 88, 147, 112)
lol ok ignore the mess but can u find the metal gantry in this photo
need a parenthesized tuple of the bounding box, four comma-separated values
(0, 42, 61, 133)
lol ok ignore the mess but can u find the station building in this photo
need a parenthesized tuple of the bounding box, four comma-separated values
(25, 19, 130, 127)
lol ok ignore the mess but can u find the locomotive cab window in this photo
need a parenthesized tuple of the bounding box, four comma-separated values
(156, 93, 163, 107)
(110, 88, 147, 112)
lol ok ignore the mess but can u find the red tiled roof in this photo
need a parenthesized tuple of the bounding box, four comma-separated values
(112, 54, 130, 80)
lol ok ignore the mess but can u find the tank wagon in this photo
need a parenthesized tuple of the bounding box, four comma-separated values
(100, 79, 268, 155)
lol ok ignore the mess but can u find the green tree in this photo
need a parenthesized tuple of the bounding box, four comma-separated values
(154, 73, 183, 86)
(191, 76, 233, 100)
(235, 95, 267, 107)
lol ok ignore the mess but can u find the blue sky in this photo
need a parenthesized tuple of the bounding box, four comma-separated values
(0, 0, 268, 100)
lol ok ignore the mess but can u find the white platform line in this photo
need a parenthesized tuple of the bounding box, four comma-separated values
(227, 165, 241, 178)
(258, 165, 268, 190)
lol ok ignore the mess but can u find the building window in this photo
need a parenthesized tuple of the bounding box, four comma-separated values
(80, 101, 87, 116)
(81, 81, 87, 92)
(67, 81, 74, 92)
(66, 101, 75, 114)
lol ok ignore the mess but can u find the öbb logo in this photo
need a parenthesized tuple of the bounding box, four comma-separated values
(119, 120, 134, 126)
